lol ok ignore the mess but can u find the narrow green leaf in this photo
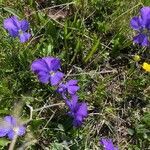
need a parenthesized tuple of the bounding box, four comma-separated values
(84, 38, 100, 63)
(3, 7, 19, 17)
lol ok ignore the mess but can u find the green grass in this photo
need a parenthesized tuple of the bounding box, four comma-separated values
(0, 0, 150, 149)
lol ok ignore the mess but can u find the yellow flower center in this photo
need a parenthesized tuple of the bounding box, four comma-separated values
(13, 127, 19, 134)
(50, 71, 55, 76)
(19, 29, 23, 34)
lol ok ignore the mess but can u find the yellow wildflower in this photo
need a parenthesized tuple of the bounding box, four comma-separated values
(133, 54, 140, 62)
(142, 62, 150, 72)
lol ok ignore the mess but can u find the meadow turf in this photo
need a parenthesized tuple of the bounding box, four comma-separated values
(0, 0, 150, 149)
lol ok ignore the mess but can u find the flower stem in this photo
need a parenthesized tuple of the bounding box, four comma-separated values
(8, 134, 18, 150)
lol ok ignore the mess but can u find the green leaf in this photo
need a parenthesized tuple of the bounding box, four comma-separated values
(0, 109, 10, 114)
(128, 128, 134, 135)
(84, 37, 100, 63)
(51, 143, 70, 150)
(0, 138, 10, 147)
(3, 7, 18, 17)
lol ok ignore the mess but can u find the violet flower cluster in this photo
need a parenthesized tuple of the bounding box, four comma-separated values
(130, 7, 150, 46)
(3, 16, 31, 43)
(31, 57, 88, 127)
(0, 116, 26, 140)
(1, 16, 87, 142)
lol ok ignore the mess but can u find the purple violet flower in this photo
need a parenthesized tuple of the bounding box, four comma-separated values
(66, 95, 88, 127)
(31, 57, 64, 86)
(130, 7, 150, 46)
(3, 16, 31, 43)
(0, 116, 26, 140)
(57, 80, 80, 99)
(100, 138, 118, 150)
